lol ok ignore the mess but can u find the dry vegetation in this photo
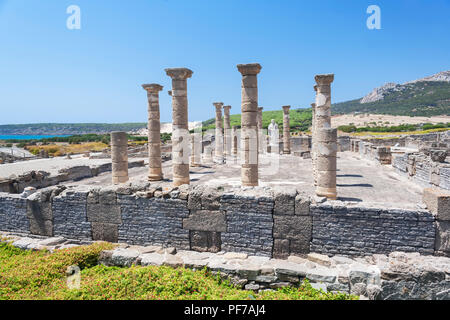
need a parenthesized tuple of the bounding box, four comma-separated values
(26, 142, 108, 157)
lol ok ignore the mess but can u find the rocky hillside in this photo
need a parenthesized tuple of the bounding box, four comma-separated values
(333, 71, 450, 117)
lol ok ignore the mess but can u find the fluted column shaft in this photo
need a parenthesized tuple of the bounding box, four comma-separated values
(142, 84, 163, 181)
(232, 126, 238, 155)
(111, 131, 128, 184)
(282, 105, 291, 154)
(314, 74, 337, 200)
(165, 68, 193, 187)
(237, 63, 261, 187)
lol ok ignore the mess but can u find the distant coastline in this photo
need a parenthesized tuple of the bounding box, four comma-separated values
(0, 135, 70, 141)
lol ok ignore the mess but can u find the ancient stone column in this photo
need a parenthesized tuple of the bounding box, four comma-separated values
(142, 83, 163, 181)
(282, 105, 291, 154)
(111, 131, 129, 184)
(237, 63, 261, 187)
(213, 102, 224, 163)
(165, 68, 193, 187)
(257, 107, 263, 153)
(314, 74, 336, 199)
(232, 126, 238, 155)
(311, 102, 317, 186)
(190, 122, 202, 167)
(223, 105, 232, 158)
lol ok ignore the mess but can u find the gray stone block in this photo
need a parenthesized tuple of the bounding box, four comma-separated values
(91, 222, 118, 243)
(295, 194, 310, 216)
(423, 188, 450, 221)
(87, 203, 122, 224)
(190, 230, 221, 253)
(273, 187, 296, 215)
(273, 239, 290, 259)
(435, 221, 450, 255)
(183, 210, 226, 232)
(273, 215, 312, 241)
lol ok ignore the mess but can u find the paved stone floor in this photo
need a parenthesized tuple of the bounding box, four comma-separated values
(65, 151, 423, 209)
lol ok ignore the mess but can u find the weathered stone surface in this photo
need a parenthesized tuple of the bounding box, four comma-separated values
(423, 188, 450, 221)
(183, 210, 226, 232)
(111, 248, 140, 267)
(189, 230, 221, 253)
(273, 187, 296, 215)
(295, 194, 310, 216)
(91, 223, 118, 243)
(435, 221, 450, 255)
(273, 239, 290, 259)
(140, 252, 165, 266)
(307, 253, 332, 267)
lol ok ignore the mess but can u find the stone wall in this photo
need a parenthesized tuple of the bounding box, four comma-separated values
(0, 183, 444, 258)
(311, 202, 435, 256)
(392, 152, 450, 190)
(0, 160, 145, 194)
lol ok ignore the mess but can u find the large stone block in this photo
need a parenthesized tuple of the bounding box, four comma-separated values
(87, 203, 122, 224)
(273, 238, 290, 259)
(423, 188, 450, 221)
(273, 215, 312, 241)
(273, 187, 296, 215)
(183, 210, 226, 232)
(435, 221, 450, 256)
(190, 230, 221, 253)
(295, 194, 310, 216)
(91, 222, 118, 243)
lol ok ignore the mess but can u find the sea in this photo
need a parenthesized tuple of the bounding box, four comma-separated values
(0, 135, 71, 140)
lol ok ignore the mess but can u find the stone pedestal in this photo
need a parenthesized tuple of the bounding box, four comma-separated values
(282, 105, 291, 154)
(237, 63, 261, 187)
(314, 74, 336, 200)
(223, 105, 232, 158)
(142, 83, 163, 181)
(111, 131, 129, 184)
(165, 68, 193, 187)
(213, 102, 224, 163)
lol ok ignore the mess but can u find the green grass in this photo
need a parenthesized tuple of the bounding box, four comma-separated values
(0, 242, 356, 300)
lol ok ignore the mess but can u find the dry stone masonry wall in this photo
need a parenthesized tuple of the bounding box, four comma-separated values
(1, 182, 446, 258)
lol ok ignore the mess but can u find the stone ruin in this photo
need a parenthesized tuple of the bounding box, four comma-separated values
(0, 64, 449, 300)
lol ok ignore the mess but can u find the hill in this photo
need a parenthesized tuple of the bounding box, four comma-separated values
(332, 81, 450, 117)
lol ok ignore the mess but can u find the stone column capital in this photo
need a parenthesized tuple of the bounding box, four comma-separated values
(213, 102, 224, 110)
(311, 103, 316, 108)
(142, 83, 163, 93)
(223, 105, 232, 113)
(314, 74, 334, 86)
(237, 63, 262, 76)
(258, 107, 263, 112)
(282, 105, 291, 113)
(165, 68, 193, 80)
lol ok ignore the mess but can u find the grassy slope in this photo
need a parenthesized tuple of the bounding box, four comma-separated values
(0, 242, 356, 300)
(332, 81, 450, 117)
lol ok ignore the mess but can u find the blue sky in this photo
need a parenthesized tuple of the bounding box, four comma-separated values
(0, 0, 449, 125)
